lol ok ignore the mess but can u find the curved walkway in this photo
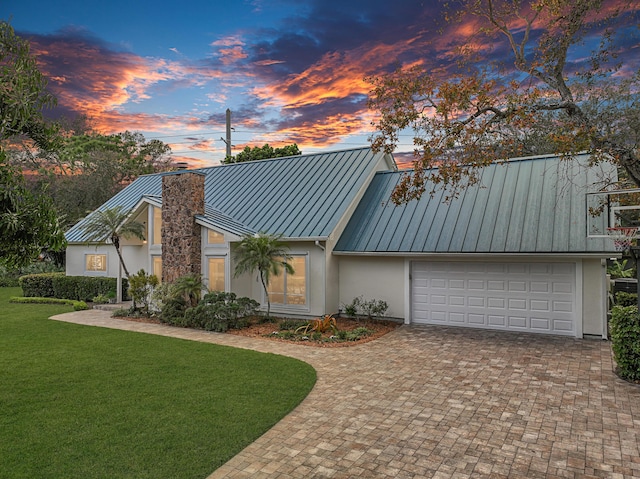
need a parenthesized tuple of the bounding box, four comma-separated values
(52, 311, 640, 478)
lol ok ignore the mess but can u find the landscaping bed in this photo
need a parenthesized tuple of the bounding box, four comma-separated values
(227, 316, 400, 347)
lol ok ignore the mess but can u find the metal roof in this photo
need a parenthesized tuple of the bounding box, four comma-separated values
(334, 153, 617, 254)
(66, 147, 393, 243)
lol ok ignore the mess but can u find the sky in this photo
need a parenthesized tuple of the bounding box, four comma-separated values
(3, 0, 639, 168)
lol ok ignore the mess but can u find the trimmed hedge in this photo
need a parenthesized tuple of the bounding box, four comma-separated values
(19, 273, 129, 302)
(19, 272, 64, 297)
(9, 296, 89, 311)
(610, 305, 640, 381)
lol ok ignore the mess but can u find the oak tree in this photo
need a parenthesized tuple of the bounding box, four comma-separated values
(368, 0, 639, 203)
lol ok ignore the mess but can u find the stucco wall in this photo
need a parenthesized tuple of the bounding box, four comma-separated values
(581, 258, 607, 337)
(338, 256, 406, 319)
(228, 241, 328, 318)
(65, 244, 148, 278)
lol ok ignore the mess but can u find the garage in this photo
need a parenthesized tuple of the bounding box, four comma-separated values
(411, 261, 577, 336)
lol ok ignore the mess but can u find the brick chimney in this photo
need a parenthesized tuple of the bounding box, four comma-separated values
(161, 171, 205, 283)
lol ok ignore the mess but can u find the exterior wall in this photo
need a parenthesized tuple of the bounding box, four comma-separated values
(161, 172, 204, 283)
(65, 244, 148, 278)
(337, 255, 608, 337)
(324, 153, 396, 315)
(229, 240, 327, 318)
(338, 256, 406, 319)
(582, 258, 607, 337)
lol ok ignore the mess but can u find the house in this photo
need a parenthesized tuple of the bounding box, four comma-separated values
(65, 148, 617, 338)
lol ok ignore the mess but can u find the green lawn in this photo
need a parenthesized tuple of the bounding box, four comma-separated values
(0, 287, 316, 479)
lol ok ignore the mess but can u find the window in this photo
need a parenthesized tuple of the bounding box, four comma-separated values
(208, 257, 225, 291)
(267, 255, 306, 306)
(207, 229, 225, 244)
(152, 257, 162, 282)
(85, 254, 107, 272)
(153, 207, 162, 245)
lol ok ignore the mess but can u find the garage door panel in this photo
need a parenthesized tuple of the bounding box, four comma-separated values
(411, 261, 576, 336)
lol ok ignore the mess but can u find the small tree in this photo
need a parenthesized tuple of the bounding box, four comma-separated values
(233, 233, 294, 319)
(223, 144, 301, 164)
(80, 206, 145, 302)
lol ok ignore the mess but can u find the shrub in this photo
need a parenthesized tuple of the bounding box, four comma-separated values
(179, 292, 259, 332)
(610, 305, 640, 381)
(160, 297, 188, 326)
(19, 273, 64, 297)
(608, 259, 635, 279)
(615, 291, 638, 307)
(342, 296, 388, 319)
(9, 296, 89, 311)
(19, 273, 128, 301)
(128, 269, 159, 315)
(279, 319, 307, 331)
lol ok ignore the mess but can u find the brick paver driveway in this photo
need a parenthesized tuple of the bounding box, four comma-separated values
(53, 311, 640, 478)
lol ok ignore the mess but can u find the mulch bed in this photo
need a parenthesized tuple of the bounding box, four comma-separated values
(112, 311, 400, 348)
(227, 316, 400, 348)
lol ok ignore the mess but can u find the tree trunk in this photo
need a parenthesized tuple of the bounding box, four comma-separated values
(259, 272, 270, 319)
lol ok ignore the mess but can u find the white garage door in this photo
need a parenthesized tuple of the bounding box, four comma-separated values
(411, 262, 576, 336)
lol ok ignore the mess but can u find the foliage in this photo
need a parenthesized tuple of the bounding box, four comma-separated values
(234, 232, 293, 319)
(0, 158, 66, 268)
(0, 22, 66, 267)
(0, 21, 59, 151)
(80, 206, 145, 279)
(615, 291, 638, 307)
(161, 291, 259, 332)
(608, 259, 635, 279)
(9, 296, 88, 310)
(610, 305, 640, 381)
(223, 143, 301, 164)
(25, 130, 174, 228)
(343, 296, 389, 319)
(19, 272, 64, 298)
(128, 269, 159, 315)
(0, 261, 63, 287)
(19, 273, 127, 301)
(368, 0, 640, 202)
(296, 315, 337, 335)
(0, 287, 316, 478)
(279, 318, 307, 331)
(92, 294, 110, 304)
(172, 273, 205, 308)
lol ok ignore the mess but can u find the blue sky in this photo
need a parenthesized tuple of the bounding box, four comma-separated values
(3, 0, 639, 167)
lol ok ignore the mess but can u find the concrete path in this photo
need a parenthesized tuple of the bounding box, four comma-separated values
(52, 310, 640, 478)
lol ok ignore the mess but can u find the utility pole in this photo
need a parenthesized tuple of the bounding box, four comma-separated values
(220, 108, 232, 158)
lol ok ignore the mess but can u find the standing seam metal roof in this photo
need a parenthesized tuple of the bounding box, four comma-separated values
(65, 147, 391, 243)
(334, 153, 617, 254)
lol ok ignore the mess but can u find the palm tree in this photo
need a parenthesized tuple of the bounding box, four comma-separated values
(233, 232, 293, 319)
(81, 206, 145, 302)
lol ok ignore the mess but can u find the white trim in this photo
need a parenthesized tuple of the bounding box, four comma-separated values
(404, 258, 411, 325)
(575, 260, 583, 338)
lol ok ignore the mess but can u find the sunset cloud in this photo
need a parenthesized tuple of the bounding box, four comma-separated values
(15, 0, 639, 168)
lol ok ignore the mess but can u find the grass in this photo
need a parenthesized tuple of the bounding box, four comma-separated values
(0, 287, 316, 479)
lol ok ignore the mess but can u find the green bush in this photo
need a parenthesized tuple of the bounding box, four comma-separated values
(615, 291, 638, 307)
(342, 296, 389, 319)
(0, 277, 20, 287)
(9, 296, 89, 311)
(160, 297, 188, 325)
(279, 319, 307, 331)
(20, 274, 128, 301)
(128, 269, 159, 315)
(610, 305, 640, 381)
(190, 292, 259, 332)
(19, 272, 64, 297)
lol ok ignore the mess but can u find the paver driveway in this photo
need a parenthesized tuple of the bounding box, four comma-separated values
(53, 311, 640, 478)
